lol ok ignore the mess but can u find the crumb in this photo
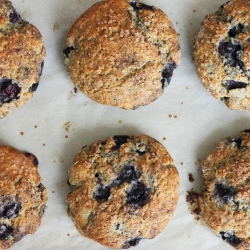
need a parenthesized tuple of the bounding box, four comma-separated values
(177, 33, 180, 36)
(67, 233, 70, 236)
(174, 115, 177, 118)
(197, 158, 201, 162)
(180, 162, 183, 165)
(43, 144, 46, 146)
(188, 173, 194, 182)
(186, 86, 189, 90)
(193, 9, 196, 12)
(195, 162, 197, 165)
(169, 114, 172, 118)
(65, 135, 69, 138)
(181, 102, 184, 105)
(53, 22, 59, 31)
(34, 125, 37, 128)
(176, 22, 179, 25)
(186, 191, 201, 219)
(118, 120, 122, 123)
(53, 160, 56, 163)
(20, 132, 24, 135)
(190, 22, 193, 25)
(163, 137, 166, 141)
(74, 87, 78, 93)
(63, 122, 72, 133)
(52, 191, 55, 193)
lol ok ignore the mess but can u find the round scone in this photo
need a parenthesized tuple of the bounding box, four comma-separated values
(64, 0, 180, 109)
(194, 0, 250, 111)
(199, 129, 250, 249)
(0, 0, 45, 118)
(67, 134, 179, 249)
(0, 146, 47, 249)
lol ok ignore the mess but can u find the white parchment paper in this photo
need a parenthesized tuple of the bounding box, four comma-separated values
(0, 0, 249, 249)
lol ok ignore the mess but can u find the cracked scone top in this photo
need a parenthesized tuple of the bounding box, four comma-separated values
(199, 130, 250, 249)
(64, 0, 180, 109)
(194, 0, 250, 111)
(67, 134, 179, 249)
(0, 146, 47, 249)
(0, 0, 45, 118)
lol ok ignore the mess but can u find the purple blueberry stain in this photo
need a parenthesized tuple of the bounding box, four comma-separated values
(126, 181, 150, 207)
(122, 237, 143, 249)
(93, 184, 110, 202)
(0, 202, 21, 219)
(112, 135, 130, 150)
(224, 80, 247, 91)
(0, 78, 21, 105)
(161, 61, 176, 88)
(113, 164, 138, 186)
(214, 183, 235, 203)
(8, 11, 21, 24)
(0, 224, 12, 240)
(63, 47, 75, 58)
(220, 231, 242, 247)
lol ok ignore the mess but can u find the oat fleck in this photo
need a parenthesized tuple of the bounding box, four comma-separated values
(63, 122, 72, 132)
(53, 22, 59, 31)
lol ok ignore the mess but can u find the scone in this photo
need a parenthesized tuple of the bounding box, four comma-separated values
(194, 0, 250, 111)
(199, 129, 250, 249)
(67, 134, 179, 249)
(0, 146, 47, 249)
(64, 0, 180, 109)
(0, 0, 46, 118)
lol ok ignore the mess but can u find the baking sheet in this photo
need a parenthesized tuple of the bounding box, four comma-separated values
(1, 0, 249, 249)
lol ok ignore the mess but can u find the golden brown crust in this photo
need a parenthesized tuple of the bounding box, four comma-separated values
(0, 145, 47, 249)
(67, 134, 179, 249)
(0, 0, 45, 118)
(194, 0, 250, 111)
(199, 130, 250, 249)
(64, 0, 180, 109)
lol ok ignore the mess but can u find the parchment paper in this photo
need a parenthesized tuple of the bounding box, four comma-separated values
(1, 0, 249, 249)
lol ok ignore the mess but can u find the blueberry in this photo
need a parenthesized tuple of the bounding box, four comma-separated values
(161, 61, 176, 88)
(114, 164, 138, 186)
(228, 23, 244, 38)
(229, 137, 242, 149)
(126, 181, 150, 207)
(63, 47, 75, 57)
(243, 129, 250, 134)
(39, 61, 44, 77)
(112, 135, 130, 150)
(129, 2, 154, 11)
(221, 96, 230, 102)
(0, 78, 21, 105)
(214, 183, 235, 203)
(23, 152, 39, 166)
(93, 184, 110, 202)
(0, 224, 12, 240)
(122, 237, 142, 249)
(0, 202, 21, 219)
(136, 150, 146, 156)
(115, 223, 120, 230)
(29, 82, 39, 92)
(220, 231, 242, 246)
(8, 11, 20, 24)
(224, 80, 247, 91)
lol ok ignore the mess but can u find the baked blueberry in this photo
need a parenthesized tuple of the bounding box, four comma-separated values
(114, 164, 138, 186)
(63, 47, 75, 58)
(129, 2, 154, 11)
(228, 23, 244, 38)
(220, 231, 242, 246)
(23, 152, 39, 166)
(112, 135, 130, 150)
(214, 183, 235, 203)
(0, 224, 12, 240)
(93, 184, 111, 202)
(122, 237, 142, 249)
(0, 78, 20, 105)
(0, 202, 21, 219)
(224, 80, 247, 91)
(229, 137, 242, 149)
(126, 181, 150, 207)
(8, 11, 20, 24)
(161, 61, 176, 88)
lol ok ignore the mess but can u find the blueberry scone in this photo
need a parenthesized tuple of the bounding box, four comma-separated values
(199, 130, 250, 249)
(194, 0, 250, 111)
(67, 134, 179, 248)
(0, 146, 47, 249)
(64, 0, 180, 109)
(0, 0, 45, 118)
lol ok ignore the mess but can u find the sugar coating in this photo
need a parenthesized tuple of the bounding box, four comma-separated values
(67, 134, 179, 249)
(64, 0, 180, 109)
